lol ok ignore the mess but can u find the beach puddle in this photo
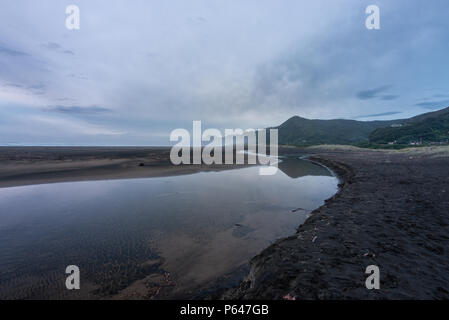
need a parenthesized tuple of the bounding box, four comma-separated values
(0, 158, 338, 299)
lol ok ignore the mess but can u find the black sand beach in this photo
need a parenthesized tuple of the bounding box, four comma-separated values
(1, 146, 449, 299)
(226, 146, 449, 299)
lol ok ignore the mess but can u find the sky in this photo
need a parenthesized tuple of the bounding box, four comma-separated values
(1, 0, 449, 145)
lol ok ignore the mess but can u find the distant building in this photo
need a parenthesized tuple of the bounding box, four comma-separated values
(409, 139, 423, 145)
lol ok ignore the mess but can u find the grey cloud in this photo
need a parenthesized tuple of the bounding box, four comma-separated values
(0, 45, 28, 56)
(355, 111, 402, 119)
(356, 85, 392, 100)
(28, 84, 45, 90)
(42, 42, 61, 50)
(250, 12, 408, 118)
(251, 47, 348, 110)
(3, 83, 23, 88)
(42, 42, 75, 55)
(186, 16, 207, 25)
(380, 95, 399, 101)
(3, 82, 46, 95)
(415, 100, 449, 109)
(67, 73, 88, 80)
(28, 86, 46, 95)
(44, 105, 111, 114)
(2, 0, 449, 145)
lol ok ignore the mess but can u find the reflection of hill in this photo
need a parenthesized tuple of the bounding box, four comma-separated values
(278, 158, 332, 178)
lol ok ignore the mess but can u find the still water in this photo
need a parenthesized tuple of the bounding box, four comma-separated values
(0, 158, 338, 299)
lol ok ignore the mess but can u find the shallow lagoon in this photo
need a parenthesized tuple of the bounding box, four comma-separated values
(0, 158, 338, 299)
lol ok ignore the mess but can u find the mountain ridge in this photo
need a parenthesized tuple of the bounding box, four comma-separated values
(274, 106, 449, 146)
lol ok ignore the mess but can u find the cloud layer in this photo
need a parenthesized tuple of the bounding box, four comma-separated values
(1, 0, 449, 145)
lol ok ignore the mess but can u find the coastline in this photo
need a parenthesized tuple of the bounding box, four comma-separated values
(224, 146, 449, 299)
(1, 146, 449, 299)
(0, 147, 243, 188)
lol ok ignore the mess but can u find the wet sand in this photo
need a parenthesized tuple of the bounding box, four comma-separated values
(225, 146, 449, 299)
(0, 147, 240, 188)
(2, 146, 449, 299)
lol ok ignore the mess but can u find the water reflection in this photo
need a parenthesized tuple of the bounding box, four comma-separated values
(278, 157, 332, 179)
(0, 158, 338, 299)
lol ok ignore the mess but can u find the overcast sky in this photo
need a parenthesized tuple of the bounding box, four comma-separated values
(1, 0, 449, 145)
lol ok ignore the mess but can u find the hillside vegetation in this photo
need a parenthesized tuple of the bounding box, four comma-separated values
(369, 108, 449, 145)
(275, 106, 449, 147)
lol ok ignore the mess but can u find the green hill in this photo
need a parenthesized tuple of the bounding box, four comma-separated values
(369, 107, 449, 145)
(275, 106, 449, 146)
(275, 116, 395, 146)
